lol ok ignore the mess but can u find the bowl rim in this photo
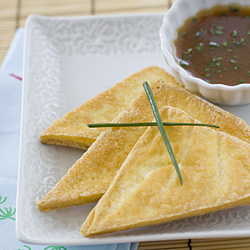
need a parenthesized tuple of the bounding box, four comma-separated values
(159, 0, 250, 92)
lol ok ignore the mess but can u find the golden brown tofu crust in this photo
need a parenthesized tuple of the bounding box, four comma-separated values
(37, 81, 250, 214)
(40, 66, 181, 149)
(81, 106, 250, 236)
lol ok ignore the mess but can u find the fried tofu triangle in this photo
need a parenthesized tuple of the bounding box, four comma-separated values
(81, 106, 250, 236)
(40, 66, 180, 150)
(36, 81, 250, 212)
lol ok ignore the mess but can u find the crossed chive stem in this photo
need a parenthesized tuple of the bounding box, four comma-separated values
(88, 82, 220, 185)
(143, 82, 183, 185)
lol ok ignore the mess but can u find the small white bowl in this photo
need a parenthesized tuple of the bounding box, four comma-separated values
(160, 0, 250, 105)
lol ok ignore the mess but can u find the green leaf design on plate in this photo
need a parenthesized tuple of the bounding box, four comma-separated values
(0, 196, 7, 204)
(0, 207, 16, 220)
(44, 247, 67, 250)
(18, 245, 32, 250)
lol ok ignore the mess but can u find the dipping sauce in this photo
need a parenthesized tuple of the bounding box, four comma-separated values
(174, 4, 250, 86)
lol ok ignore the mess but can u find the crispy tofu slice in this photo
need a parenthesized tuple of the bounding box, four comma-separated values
(81, 106, 250, 236)
(36, 81, 250, 212)
(40, 66, 180, 150)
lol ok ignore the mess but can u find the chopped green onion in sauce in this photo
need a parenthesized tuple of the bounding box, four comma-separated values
(229, 6, 239, 12)
(195, 43, 203, 51)
(209, 42, 220, 48)
(174, 4, 250, 85)
(180, 61, 189, 68)
(231, 30, 237, 36)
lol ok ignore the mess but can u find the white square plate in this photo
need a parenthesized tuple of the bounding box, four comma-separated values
(17, 13, 250, 245)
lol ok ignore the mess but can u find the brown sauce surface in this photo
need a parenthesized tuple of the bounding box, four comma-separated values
(174, 4, 250, 86)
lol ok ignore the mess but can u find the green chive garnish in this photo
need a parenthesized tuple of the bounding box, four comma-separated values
(248, 31, 250, 36)
(195, 43, 203, 51)
(216, 62, 222, 67)
(209, 42, 219, 48)
(204, 68, 210, 72)
(238, 79, 245, 84)
(87, 122, 220, 128)
(143, 82, 182, 185)
(205, 73, 211, 77)
(233, 39, 241, 46)
(207, 59, 216, 67)
(229, 6, 239, 12)
(187, 48, 192, 54)
(193, 18, 198, 23)
(227, 49, 233, 52)
(247, 71, 250, 76)
(195, 31, 200, 36)
(231, 60, 237, 64)
(231, 30, 237, 37)
(180, 61, 189, 68)
(210, 26, 224, 35)
(216, 31, 224, 35)
(183, 48, 192, 59)
(246, 15, 250, 19)
(181, 32, 186, 37)
(222, 42, 229, 47)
